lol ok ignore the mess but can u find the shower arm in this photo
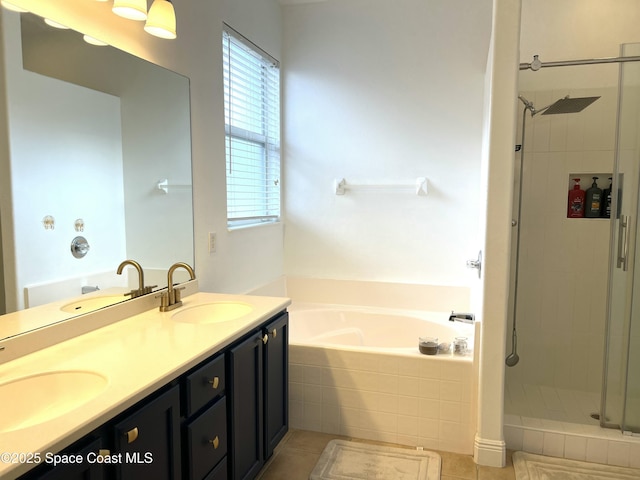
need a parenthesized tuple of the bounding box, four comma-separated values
(518, 94, 568, 116)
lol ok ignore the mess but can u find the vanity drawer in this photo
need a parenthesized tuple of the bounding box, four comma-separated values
(186, 398, 227, 480)
(203, 458, 227, 480)
(185, 354, 225, 415)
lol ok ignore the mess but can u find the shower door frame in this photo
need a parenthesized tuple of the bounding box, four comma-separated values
(600, 42, 640, 433)
(513, 47, 640, 433)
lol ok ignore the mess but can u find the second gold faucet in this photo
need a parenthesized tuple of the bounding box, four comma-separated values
(158, 262, 196, 312)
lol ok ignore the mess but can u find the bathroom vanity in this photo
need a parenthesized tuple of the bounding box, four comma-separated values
(0, 291, 290, 480)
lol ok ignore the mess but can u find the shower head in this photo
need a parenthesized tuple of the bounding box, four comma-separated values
(540, 96, 600, 115)
(518, 94, 600, 116)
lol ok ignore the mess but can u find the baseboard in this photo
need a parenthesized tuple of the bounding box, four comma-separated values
(473, 434, 506, 467)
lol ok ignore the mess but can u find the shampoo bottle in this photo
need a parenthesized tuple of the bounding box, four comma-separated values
(585, 176, 602, 218)
(568, 178, 585, 218)
(601, 177, 612, 218)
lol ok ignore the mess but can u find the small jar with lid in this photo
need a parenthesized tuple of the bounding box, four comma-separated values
(452, 337, 468, 356)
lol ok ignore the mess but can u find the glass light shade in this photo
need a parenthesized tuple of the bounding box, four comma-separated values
(44, 18, 70, 29)
(1, 1, 28, 12)
(83, 35, 108, 46)
(144, 0, 176, 39)
(112, 0, 147, 21)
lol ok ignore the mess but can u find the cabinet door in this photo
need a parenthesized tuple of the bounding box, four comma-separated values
(113, 385, 181, 480)
(264, 312, 289, 459)
(229, 332, 263, 480)
(22, 437, 105, 480)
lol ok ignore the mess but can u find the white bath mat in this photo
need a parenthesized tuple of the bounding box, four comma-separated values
(513, 451, 640, 479)
(309, 440, 441, 480)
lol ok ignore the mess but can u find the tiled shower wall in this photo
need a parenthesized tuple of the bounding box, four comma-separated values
(506, 87, 616, 395)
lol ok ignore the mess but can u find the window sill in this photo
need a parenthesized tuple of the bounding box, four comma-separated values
(227, 220, 281, 233)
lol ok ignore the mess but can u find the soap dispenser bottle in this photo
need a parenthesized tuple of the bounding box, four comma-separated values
(567, 178, 585, 218)
(601, 177, 612, 218)
(584, 176, 602, 218)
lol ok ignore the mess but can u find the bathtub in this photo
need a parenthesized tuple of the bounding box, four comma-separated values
(287, 303, 477, 454)
(289, 305, 472, 350)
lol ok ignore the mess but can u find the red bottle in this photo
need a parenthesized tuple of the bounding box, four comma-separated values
(567, 178, 585, 218)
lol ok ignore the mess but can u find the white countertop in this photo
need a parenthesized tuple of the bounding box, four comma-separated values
(0, 291, 291, 479)
(0, 287, 131, 341)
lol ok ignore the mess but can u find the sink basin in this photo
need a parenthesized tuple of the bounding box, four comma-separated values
(60, 295, 125, 314)
(171, 302, 253, 324)
(0, 371, 108, 433)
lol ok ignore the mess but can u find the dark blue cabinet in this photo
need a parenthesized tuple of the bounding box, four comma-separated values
(36, 438, 105, 480)
(17, 310, 288, 480)
(229, 312, 289, 480)
(229, 331, 264, 480)
(112, 385, 181, 480)
(264, 313, 289, 459)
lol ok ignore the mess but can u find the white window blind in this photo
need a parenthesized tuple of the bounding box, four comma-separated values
(223, 26, 281, 228)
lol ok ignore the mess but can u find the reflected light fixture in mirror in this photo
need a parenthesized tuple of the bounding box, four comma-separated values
(0, 0, 27, 12)
(83, 34, 108, 46)
(112, 0, 147, 21)
(43, 18, 69, 29)
(144, 0, 176, 39)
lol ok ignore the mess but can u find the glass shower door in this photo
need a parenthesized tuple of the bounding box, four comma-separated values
(603, 42, 640, 432)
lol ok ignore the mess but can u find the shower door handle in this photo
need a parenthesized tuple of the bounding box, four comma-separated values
(617, 215, 629, 271)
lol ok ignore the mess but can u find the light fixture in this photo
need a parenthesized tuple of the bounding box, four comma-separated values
(44, 18, 70, 29)
(112, 0, 147, 21)
(83, 34, 108, 46)
(0, 1, 28, 12)
(144, 0, 176, 39)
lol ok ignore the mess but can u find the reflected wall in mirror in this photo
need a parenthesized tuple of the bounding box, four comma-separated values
(0, 11, 194, 324)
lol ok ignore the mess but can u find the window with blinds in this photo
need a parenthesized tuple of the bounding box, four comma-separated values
(223, 26, 281, 228)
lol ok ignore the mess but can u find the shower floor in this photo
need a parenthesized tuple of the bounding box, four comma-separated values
(505, 382, 601, 425)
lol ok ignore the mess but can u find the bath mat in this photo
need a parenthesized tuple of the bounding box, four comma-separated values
(513, 451, 640, 479)
(309, 440, 441, 480)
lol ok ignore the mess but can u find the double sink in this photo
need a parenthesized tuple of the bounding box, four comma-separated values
(0, 300, 254, 433)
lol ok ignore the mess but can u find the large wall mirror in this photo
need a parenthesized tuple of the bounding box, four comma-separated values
(0, 11, 194, 336)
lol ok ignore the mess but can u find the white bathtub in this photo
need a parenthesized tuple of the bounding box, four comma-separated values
(287, 303, 477, 454)
(289, 305, 473, 351)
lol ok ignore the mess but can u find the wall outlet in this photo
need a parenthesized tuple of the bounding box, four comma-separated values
(208, 232, 216, 253)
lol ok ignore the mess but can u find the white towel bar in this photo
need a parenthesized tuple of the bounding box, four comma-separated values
(334, 177, 428, 196)
(157, 179, 193, 194)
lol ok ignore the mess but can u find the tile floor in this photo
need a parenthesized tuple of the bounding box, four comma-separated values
(504, 382, 601, 425)
(256, 429, 515, 480)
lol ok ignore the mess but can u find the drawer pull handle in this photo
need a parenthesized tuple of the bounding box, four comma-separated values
(125, 427, 139, 444)
(209, 436, 220, 449)
(97, 449, 111, 460)
(262, 334, 269, 344)
(208, 376, 220, 389)
(270, 328, 277, 339)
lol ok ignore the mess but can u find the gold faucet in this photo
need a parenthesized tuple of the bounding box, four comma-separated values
(158, 262, 196, 312)
(116, 260, 156, 298)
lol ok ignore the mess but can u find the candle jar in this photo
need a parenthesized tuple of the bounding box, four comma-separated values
(418, 336, 439, 355)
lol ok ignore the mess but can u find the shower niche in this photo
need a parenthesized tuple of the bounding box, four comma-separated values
(567, 173, 612, 219)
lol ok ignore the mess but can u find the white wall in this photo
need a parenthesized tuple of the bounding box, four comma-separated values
(473, 0, 521, 466)
(281, 0, 492, 287)
(0, 0, 284, 297)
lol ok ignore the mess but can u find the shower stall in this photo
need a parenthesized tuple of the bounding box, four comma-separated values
(504, 43, 640, 462)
